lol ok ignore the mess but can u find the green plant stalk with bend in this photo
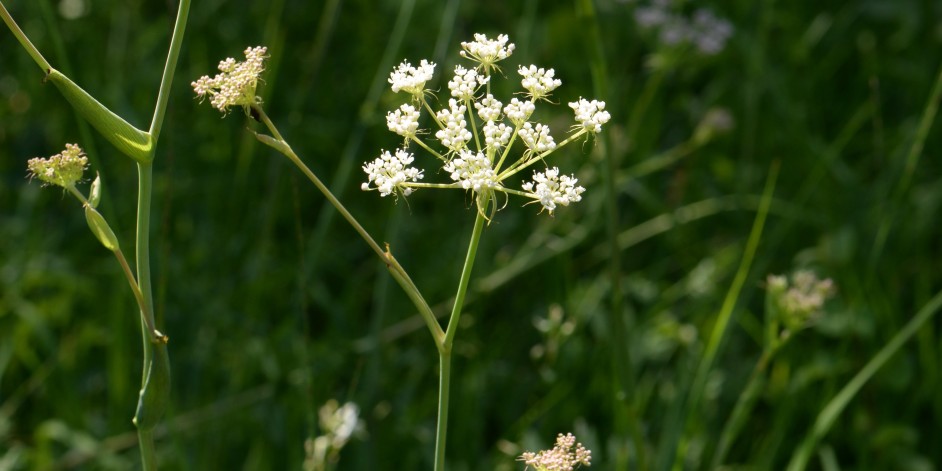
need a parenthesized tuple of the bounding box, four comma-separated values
(194, 33, 609, 470)
(2, 1, 191, 468)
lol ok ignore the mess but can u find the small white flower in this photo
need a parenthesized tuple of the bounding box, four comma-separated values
(435, 99, 473, 153)
(522, 167, 585, 214)
(388, 59, 436, 96)
(518, 122, 556, 154)
(503, 98, 535, 126)
(460, 33, 515, 71)
(475, 94, 503, 122)
(27, 143, 88, 188)
(519, 432, 592, 470)
(192, 46, 268, 113)
(569, 98, 611, 133)
(518, 64, 561, 101)
(387, 104, 421, 138)
(448, 65, 488, 101)
(482, 120, 512, 152)
(361, 148, 424, 197)
(443, 149, 497, 192)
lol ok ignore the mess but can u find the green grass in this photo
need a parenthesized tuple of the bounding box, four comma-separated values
(2, 0, 941, 469)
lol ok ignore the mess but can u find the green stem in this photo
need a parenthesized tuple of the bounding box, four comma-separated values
(252, 105, 445, 346)
(149, 0, 191, 141)
(0, 1, 52, 71)
(436, 208, 488, 471)
(711, 347, 775, 468)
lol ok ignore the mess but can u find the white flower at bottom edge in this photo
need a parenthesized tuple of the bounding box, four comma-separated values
(522, 167, 585, 214)
(361, 149, 424, 197)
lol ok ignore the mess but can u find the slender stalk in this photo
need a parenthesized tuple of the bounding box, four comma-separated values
(710, 347, 774, 468)
(436, 208, 488, 471)
(252, 105, 445, 346)
(0, 1, 52, 71)
(149, 0, 191, 142)
(134, 162, 160, 470)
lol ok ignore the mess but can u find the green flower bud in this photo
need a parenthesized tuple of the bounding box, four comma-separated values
(84, 206, 120, 251)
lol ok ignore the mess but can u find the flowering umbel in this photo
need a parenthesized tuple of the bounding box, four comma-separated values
(364, 33, 610, 216)
(192, 46, 268, 113)
(767, 270, 836, 332)
(27, 143, 88, 188)
(519, 433, 592, 471)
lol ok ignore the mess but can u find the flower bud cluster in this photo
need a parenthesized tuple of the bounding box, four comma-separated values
(519, 432, 592, 471)
(767, 270, 836, 331)
(361, 149, 424, 197)
(192, 46, 268, 113)
(27, 143, 88, 188)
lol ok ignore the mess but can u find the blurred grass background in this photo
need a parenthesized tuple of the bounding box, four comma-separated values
(2, 0, 942, 469)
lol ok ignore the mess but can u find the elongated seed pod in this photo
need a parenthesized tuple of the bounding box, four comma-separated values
(47, 69, 154, 163)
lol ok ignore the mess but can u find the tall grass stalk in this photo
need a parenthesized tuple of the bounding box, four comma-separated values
(785, 288, 942, 471)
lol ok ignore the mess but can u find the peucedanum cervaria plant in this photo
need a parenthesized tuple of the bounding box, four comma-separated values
(191, 33, 605, 471)
(362, 33, 610, 218)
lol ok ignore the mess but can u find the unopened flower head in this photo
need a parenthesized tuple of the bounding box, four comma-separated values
(504, 98, 535, 126)
(519, 65, 562, 101)
(192, 46, 268, 113)
(27, 143, 88, 188)
(483, 120, 512, 152)
(460, 33, 515, 72)
(435, 99, 473, 154)
(361, 149, 424, 197)
(443, 149, 497, 192)
(519, 432, 592, 471)
(519, 122, 557, 155)
(389, 59, 436, 98)
(387, 104, 421, 138)
(767, 270, 836, 331)
(449, 65, 489, 101)
(569, 98, 611, 134)
(522, 167, 585, 215)
(475, 94, 503, 122)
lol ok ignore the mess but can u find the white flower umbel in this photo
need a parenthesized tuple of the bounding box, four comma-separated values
(27, 143, 88, 188)
(448, 65, 488, 101)
(519, 122, 557, 155)
(459, 33, 515, 72)
(569, 98, 611, 133)
(443, 149, 497, 192)
(387, 104, 421, 138)
(192, 46, 268, 113)
(388, 59, 436, 97)
(367, 32, 610, 217)
(518, 65, 562, 101)
(475, 94, 503, 122)
(503, 98, 535, 126)
(482, 120, 512, 152)
(361, 148, 424, 197)
(522, 167, 585, 215)
(435, 99, 473, 154)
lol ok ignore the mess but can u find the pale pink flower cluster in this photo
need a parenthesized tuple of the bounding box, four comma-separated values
(519, 433, 592, 471)
(192, 46, 267, 113)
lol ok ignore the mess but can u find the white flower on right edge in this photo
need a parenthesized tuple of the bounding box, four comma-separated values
(522, 167, 585, 215)
(569, 98, 611, 133)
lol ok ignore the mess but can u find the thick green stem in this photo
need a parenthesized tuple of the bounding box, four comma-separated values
(434, 352, 452, 471)
(132, 163, 170, 470)
(435, 208, 487, 471)
(0, 1, 52, 71)
(149, 0, 191, 141)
